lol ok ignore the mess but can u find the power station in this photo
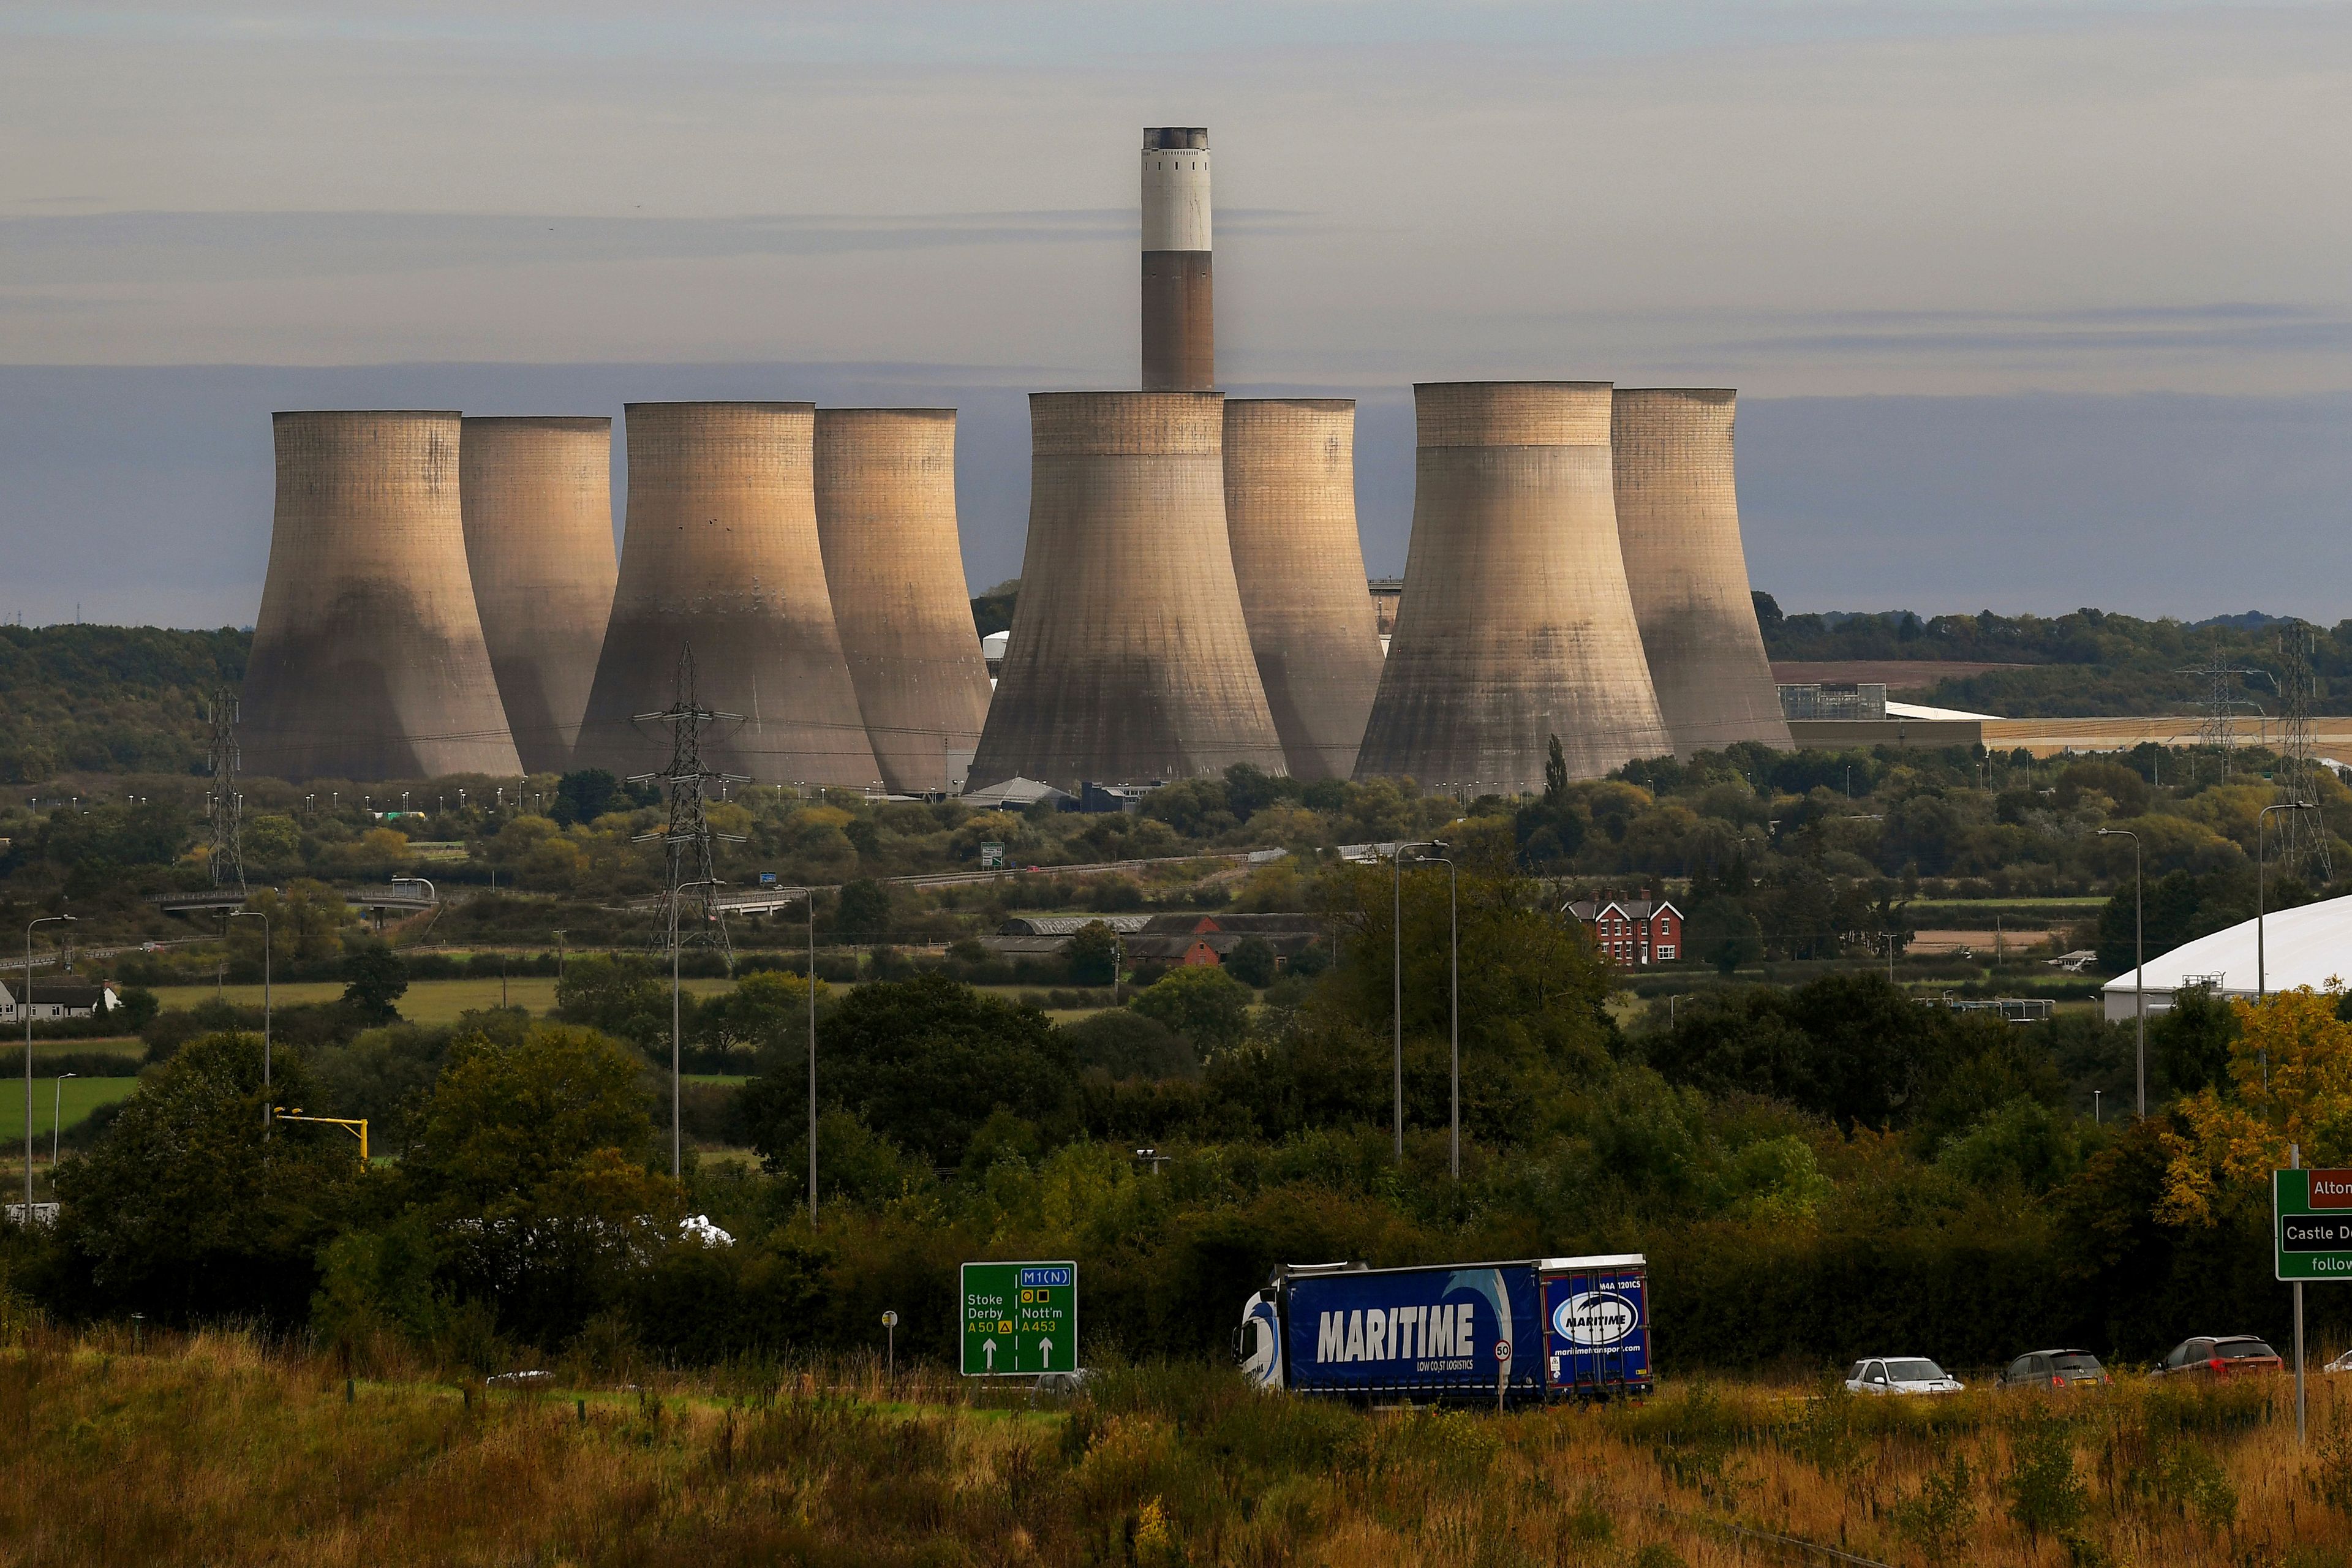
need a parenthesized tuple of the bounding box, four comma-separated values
(813, 408, 995, 794)
(1610, 389, 1791, 756)
(459, 416, 618, 774)
(1354, 382, 1671, 793)
(1223, 399, 1385, 782)
(967, 392, 1287, 791)
(573, 402, 880, 789)
(241, 410, 523, 782)
(228, 127, 1789, 800)
(1141, 128, 1213, 392)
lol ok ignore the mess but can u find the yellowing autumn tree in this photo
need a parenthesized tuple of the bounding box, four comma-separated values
(2159, 983, 2352, 1227)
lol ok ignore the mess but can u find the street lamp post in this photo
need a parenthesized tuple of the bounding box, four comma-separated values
(808, 889, 819, 1227)
(51, 1072, 75, 1166)
(2258, 802, 2319, 1001)
(1409, 845, 1461, 1181)
(669, 878, 719, 1181)
(228, 908, 272, 1099)
(1389, 841, 1436, 1164)
(24, 913, 74, 1208)
(2095, 827, 2144, 1115)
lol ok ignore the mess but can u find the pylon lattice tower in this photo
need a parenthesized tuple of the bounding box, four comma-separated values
(2177, 634, 2263, 784)
(205, 686, 247, 892)
(631, 648, 747, 964)
(2272, 620, 2332, 884)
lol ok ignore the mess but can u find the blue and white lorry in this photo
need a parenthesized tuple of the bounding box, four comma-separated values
(1238, 1254, 1651, 1406)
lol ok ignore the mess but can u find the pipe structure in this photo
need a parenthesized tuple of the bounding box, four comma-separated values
(459, 416, 618, 773)
(1611, 389, 1791, 756)
(813, 409, 994, 794)
(573, 402, 880, 788)
(1141, 127, 1213, 391)
(1355, 382, 1670, 792)
(967, 391, 1286, 791)
(241, 411, 523, 780)
(1223, 399, 1384, 781)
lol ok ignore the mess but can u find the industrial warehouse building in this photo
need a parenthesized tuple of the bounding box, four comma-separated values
(2100, 895, 2352, 1020)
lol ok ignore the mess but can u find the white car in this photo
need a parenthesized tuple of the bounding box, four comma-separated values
(1845, 1357, 1963, 1395)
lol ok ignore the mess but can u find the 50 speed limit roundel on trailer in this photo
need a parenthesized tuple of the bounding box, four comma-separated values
(961, 1261, 1078, 1375)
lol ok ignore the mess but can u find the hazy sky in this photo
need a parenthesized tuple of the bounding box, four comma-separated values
(2, 2, 2347, 625)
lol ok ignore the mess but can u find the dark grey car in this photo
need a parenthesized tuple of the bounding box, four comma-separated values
(1997, 1349, 2108, 1389)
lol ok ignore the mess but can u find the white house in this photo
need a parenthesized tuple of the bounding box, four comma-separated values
(0, 979, 121, 1025)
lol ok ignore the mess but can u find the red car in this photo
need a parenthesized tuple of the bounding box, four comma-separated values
(2152, 1335, 2283, 1379)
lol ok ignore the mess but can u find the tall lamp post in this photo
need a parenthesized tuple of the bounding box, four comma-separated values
(24, 913, 74, 1209)
(2095, 827, 2144, 1115)
(807, 889, 820, 1227)
(1408, 844, 1460, 1180)
(2258, 801, 2318, 1001)
(228, 907, 272, 1101)
(669, 878, 718, 1181)
(1389, 841, 1437, 1164)
(51, 1072, 76, 1167)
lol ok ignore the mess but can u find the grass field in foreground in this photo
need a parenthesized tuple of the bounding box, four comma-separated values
(2, 1329, 2347, 1566)
(0, 1075, 138, 1140)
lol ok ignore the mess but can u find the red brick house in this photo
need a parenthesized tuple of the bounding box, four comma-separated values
(1564, 895, 1683, 967)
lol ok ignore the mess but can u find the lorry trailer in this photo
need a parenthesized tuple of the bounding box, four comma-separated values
(1238, 1254, 1651, 1406)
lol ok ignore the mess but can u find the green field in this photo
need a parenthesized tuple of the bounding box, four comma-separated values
(149, 975, 735, 1023)
(0, 1075, 140, 1140)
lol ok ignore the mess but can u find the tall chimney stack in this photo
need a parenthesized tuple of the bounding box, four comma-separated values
(1141, 127, 1213, 391)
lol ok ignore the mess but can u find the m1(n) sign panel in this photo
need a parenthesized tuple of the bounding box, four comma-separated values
(2274, 1169, 2352, 1280)
(961, 1261, 1078, 1375)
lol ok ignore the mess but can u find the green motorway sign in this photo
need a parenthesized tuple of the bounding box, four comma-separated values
(960, 1261, 1077, 1376)
(2274, 1169, 2352, 1280)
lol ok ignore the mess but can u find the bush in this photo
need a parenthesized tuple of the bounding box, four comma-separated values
(1130, 967, 1255, 1055)
(1224, 937, 1277, 987)
(1061, 1011, 1199, 1080)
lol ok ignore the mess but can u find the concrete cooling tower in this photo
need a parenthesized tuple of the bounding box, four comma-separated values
(573, 402, 881, 788)
(459, 416, 618, 774)
(1223, 399, 1384, 781)
(813, 408, 994, 794)
(967, 392, 1286, 791)
(241, 411, 523, 781)
(1141, 127, 1213, 391)
(1611, 388, 1792, 756)
(1355, 382, 1670, 793)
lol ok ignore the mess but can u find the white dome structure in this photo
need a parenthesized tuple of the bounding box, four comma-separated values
(2101, 894, 2352, 1021)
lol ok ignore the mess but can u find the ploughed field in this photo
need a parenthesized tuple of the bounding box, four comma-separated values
(5, 1329, 2352, 1566)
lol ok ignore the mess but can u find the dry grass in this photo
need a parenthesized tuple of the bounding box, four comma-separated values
(5, 1326, 2352, 1566)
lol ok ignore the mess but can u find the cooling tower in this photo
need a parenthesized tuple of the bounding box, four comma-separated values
(459, 416, 618, 774)
(1355, 382, 1671, 793)
(1612, 389, 1792, 756)
(967, 392, 1286, 791)
(241, 411, 523, 781)
(1141, 127, 1213, 391)
(1223, 399, 1384, 781)
(573, 402, 881, 788)
(813, 408, 993, 794)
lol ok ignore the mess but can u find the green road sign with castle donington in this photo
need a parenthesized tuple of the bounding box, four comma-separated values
(2274, 1169, 2352, 1280)
(961, 1261, 1077, 1375)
